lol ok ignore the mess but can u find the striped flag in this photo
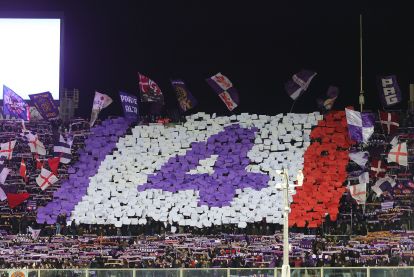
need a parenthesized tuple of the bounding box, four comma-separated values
(53, 135, 73, 164)
(36, 167, 58, 191)
(381, 201, 394, 211)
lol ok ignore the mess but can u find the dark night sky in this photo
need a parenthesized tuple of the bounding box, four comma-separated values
(1, 1, 413, 118)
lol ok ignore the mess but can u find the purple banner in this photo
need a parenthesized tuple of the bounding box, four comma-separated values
(205, 73, 239, 111)
(377, 75, 402, 107)
(171, 79, 197, 112)
(3, 85, 29, 120)
(119, 91, 138, 122)
(29, 91, 59, 120)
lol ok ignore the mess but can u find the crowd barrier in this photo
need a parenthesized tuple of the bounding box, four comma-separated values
(1, 267, 414, 277)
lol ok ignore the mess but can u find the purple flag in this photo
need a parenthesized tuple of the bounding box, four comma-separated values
(171, 79, 197, 112)
(119, 91, 138, 122)
(206, 73, 239, 111)
(285, 69, 317, 100)
(2, 85, 29, 120)
(377, 75, 402, 106)
(317, 86, 339, 111)
(29, 91, 59, 120)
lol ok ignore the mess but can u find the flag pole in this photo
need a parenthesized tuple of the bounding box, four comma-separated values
(359, 14, 365, 112)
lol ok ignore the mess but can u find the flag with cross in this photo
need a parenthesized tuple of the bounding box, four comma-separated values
(388, 142, 408, 167)
(379, 111, 399, 135)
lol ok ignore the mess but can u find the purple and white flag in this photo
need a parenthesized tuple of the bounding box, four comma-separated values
(53, 135, 73, 164)
(349, 151, 369, 168)
(29, 91, 59, 120)
(171, 79, 197, 112)
(377, 75, 402, 107)
(345, 108, 375, 143)
(119, 91, 139, 122)
(285, 69, 317, 100)
(372, 176, 396, 196)
(2, 85, 30, 120)
(206, 73, 239, 111)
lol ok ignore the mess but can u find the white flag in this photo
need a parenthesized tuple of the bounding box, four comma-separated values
(36, 167, 58, 191)
(0, 140, 16, 160)
(387, 142, 408, 166)
(26, 132, 46, 156)
(349, 183, 366, 204)
(90, 91, 113, 126)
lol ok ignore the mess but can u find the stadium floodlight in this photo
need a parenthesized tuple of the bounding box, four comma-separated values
(277, 168, 303, 277)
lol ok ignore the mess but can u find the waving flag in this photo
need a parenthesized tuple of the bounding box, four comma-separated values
(36, 167, 58, 191)
(370, 159, 387, 178)
(285, 69, 317, 100)
(349, 183, 366, 204)
(48, 157, 60, 175)
(6, 192, 30, 209)
(377, 75, 402, 106)
(349, 151, 369, 168)
(0, 165, 10, 184)
(90, 91, 113, 127)
(317, 86, 339, 111)
(345, 108, 375, 143)
(171, 79, 197, 112)
(379, 111, 399, 135)
(20, 159, 27, 183)
(0, 186, 6, 201)
(53, 135, 73, 164)
(206, 73, 239, 111)
(29, 91, 59, 120)
(26, 132, 46, 156)
(2, 85, 30, 120)
(138, 73, 164, 103)
(0, 140, 16, 160)
(388, 142, 408, 166)
(28, 226, 41, 240)
(372, 176, 396, 196)
(35, 154, 44, 170)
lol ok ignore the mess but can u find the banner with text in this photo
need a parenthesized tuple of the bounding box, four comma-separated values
(119, 91, 138, 122)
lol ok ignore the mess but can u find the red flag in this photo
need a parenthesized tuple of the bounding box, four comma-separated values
(48, 157, 60, 175)
(138, 73, 164, 103)
(7, 192, 30, 209)
(35, 154, 43, 170)
(379, 111, 399, 135)
(370, 159, 387, 178)
(20, 158, 28, 182)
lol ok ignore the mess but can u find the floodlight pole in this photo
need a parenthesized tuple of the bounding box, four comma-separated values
(280, 169, 303, 277)
(281, 168, 291, 277)
(359, 14, 365, 112)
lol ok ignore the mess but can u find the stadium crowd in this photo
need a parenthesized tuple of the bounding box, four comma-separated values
(1, 110, 414, 269)
(1, 231, 414, 269)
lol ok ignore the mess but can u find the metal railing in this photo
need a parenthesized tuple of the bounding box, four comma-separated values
(2, 267, 414, 277)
